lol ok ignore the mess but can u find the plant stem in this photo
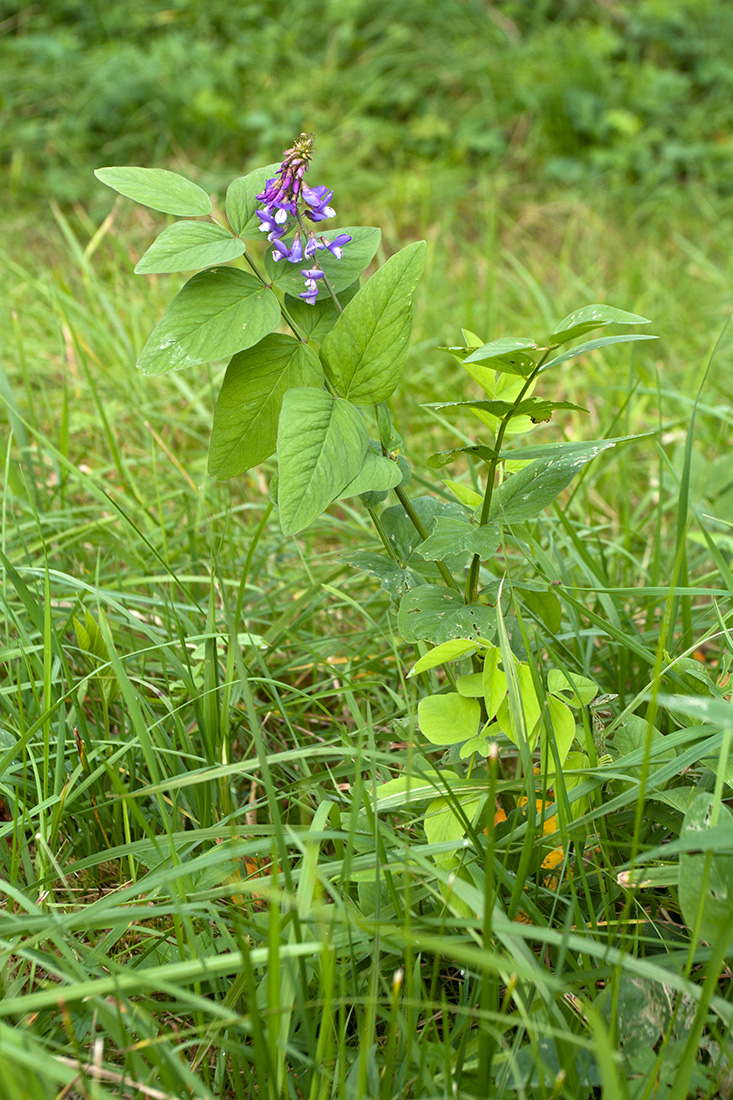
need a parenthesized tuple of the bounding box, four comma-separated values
(464, 351, 552, 607)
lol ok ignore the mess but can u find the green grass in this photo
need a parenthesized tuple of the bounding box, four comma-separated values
(2, 130, 733, 1100)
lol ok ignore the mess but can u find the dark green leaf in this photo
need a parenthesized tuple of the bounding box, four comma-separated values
(208, 335, 322, 478)
(321, 241, 426, 403)
(95, 166, 211, 216)
(539, 333, 657, 373)
(136, 269, 280, 375)
(225, 162, 280, 236)
(549, 304, 651, 347)
(398, 586, 495, 645)
(341, 551, 424, 602)
(264, 226, 381, 295)
(500, 435, 643, 463)
(135, 221, 245, 274)
(380, 497, 467, 564)
(276, 389, 369, 535)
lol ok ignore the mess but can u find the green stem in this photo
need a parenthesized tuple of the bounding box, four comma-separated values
(464, 350, 553, 607)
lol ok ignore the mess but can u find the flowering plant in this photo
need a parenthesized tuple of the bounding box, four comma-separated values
(95, 136, 655, 818)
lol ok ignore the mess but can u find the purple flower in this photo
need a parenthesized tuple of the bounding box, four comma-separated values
(320, 233, 352, 259)
(256, 209, 286, 240)
(302, 184, 336, 222)
(300, 267, 325, 281)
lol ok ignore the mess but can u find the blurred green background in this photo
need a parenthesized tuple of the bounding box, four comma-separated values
(3, 0, 732, 210)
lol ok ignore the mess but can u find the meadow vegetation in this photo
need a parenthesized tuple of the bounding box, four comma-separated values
(1, 2, 733, 1098)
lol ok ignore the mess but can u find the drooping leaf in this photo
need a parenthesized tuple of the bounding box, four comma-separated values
(265, 226, 381, 295)
(415, 517, 501, 563)
(398, 586, 495, 645)
(428, 445, 498, 469)
(136, 269, 280, 375)
(225, 162, 280, 236)
(427, 398, 586, 424)
(321, 241, 426, 403)
(276, 389, 368, 535)
(489, 438, 632, 525)
(135, 221, 245, 274)
(418, 692, 481, 745)
(678, 793, 733, 947)
(549, 304, 651, 347)
(539, 333, 657, 374)
(95, 166, 211, 216)
(336, 449, 403, 499)
(409, 638, 477, 677)
(341, 550, 424, 602)
(207, 335, 322, 478)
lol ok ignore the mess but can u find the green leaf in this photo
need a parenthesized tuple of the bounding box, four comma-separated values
(207, 335, 322, 478)
(424, 795, 482, 864)
(225, 162, 280, 236)
(541, 696, 577, 773)
(513, 584, 562, 634)
(462, 337, 539, 378)
(418, 693, 481, 745)
(483, 646, 507, 722)
(427, 398, 586, 424)
(549, 304, 651, 347)
(134, 221, 245, 274)
(136, 269, 281, 375)
(320, 241, 426, 403)
(496, 664, 542, 747)
(95, 166, 211, 216)
(456, 673, 483, 697)
(341, 551, 423, 602)
(489, 438, 631, 525)
(409, 638, 477, 677)
(276, 389, 369, 536)
(336, 449, 402, 499)
(547, 669, 599, 707)
(443, 480, 483, 508)
(539, 333, 657, 374)
(284, 281, 360, 342)
(678, 793, 733, 947)
(612, 715, 674, 792)
(415, 517, 501, 563)
(265, 226, 381, 295)
(380, 497, 467, 565)
(398, 586, 495, 645)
